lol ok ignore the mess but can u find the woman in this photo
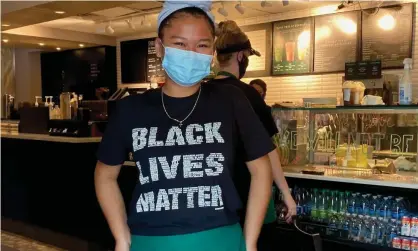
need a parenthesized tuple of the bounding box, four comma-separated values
(249, 79, 267, 100)
(95, 2, 274, 251)
(208, 21, 296, 251)
(249, 79, 272, 113)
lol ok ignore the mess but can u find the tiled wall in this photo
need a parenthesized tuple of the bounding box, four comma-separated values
(116, 2, 418, 106)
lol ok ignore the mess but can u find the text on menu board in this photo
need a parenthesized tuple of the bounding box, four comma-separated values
(314, 11, 359, 73)
(362, 3, 413, 69)
(272, 17, 313, 75)
(147, 39, 165, 82)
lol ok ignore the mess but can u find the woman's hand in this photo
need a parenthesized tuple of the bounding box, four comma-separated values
(283, 193, 297, 223)
(115, 240, 130, 251)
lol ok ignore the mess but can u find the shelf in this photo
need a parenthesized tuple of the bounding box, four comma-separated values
(272, 105, 418, 113)
(283, 166, 418, 190)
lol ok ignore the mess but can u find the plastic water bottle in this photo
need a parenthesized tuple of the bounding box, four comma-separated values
(311, 189, 319, 221)
(391, 197, 405, 221)
(350, 215, 360, 241)
(348, 193, 357, 214)
(376, 217, 386, 245)
(369, 195, 380, 217)
(318, 189, 326, 222)
(380, 197, 390, 221)
(342, 212, 351, 239)
(386, 218, 399, 247)
(338, 191, 347, 215)
(357, 194, 369, 216)
(366, 216, 378, 244)
(356, 215, 365, 242)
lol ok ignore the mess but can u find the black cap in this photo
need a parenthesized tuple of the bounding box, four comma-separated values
(216, 40, 260, 57)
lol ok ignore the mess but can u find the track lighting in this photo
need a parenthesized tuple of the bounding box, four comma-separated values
(261, 0, 272, 8)
(218, 3, 228, 17)
(105, 24, 114, 34)
(235, 2, 245, 15)
(282, 0, 289, 6)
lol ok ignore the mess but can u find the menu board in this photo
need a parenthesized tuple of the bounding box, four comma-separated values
(147, 39, 165, 82)
(362, 3, 413, 69)
(240, 23, 272, 78)
(272, 17, 313, 75)
(314, 11, 359, 73)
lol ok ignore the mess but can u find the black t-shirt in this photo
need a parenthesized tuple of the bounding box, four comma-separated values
(206, 78, 279, 222)
(97, 84, 275, 236)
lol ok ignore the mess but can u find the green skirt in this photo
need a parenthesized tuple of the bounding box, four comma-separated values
(130, 223, 246, 251)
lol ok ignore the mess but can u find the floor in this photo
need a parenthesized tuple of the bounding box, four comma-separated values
(1, 218, 109, 251)
(2, 231, 67, 251)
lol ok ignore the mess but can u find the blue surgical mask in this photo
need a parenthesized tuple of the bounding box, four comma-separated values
(162, 46, 213, 87)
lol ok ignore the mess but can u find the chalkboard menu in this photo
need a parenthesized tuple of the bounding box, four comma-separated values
(362, 3, 413, 69)
(272, 17, 313, 75)
(314, 11, 360, 73)
(147, 39, 165, 82)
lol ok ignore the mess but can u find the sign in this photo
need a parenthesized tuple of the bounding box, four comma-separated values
(345, 60, 382, 80)
(272, 17, 313, 75)
(147, 39, 165, 82)
(314, 11, 359, 73)
(362, 3, 413, 69)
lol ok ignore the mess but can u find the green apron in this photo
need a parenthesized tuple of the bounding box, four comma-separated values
(130, 223, 246, 251)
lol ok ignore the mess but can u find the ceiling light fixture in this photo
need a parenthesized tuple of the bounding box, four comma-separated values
(235, 2, 245, 15)
(261, 0, 272, 7)
(79, 44, 84, 47)
(218, 2, 228, 17)
(126, 19, 136, 30)
(39, 43, 45, 46)
(282, 0, 290, 6)
(105, 24, 115, 34)
(2, 39, 9, 43)
(2, 24, 10, 27)
(56, 47, 61, 51)
(54, 11, 65, 14)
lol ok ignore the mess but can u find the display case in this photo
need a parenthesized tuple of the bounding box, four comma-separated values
(271, 106, 418, 251)
(272, 106, 418, 174)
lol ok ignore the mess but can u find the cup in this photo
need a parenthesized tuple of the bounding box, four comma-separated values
(285, 42, 296, 62)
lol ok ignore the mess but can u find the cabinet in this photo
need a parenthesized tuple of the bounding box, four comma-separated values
(271, 106, 418, 251)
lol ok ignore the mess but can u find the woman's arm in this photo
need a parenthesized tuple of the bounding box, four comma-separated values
(94, 161, 130, 249)
(244, 155, 273, 250)
(268, 149, 296, 223)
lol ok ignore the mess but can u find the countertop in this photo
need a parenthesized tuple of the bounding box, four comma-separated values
(123, 161, 418, 189)
(1, 132, 102, 143)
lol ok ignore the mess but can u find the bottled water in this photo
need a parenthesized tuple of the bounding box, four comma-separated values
(376, 217, 386, 245)
(278, 185, 417, 247)
(318, 189, 326, 222)
(386, 218, 399, 247)
(379, 197, 390, 221)
(365, 216, 378, 244)
(356, 215, 365, 242)
(357, 194, 369, 216)
(348, 193, 357, 214)
(311, 189, 319, 222)
(369, 195, 380, 217)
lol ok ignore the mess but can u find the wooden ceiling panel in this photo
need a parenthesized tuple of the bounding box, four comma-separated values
(125, 1, 163, 11)
(1, 33, 99, 50)
(1, 1, 135, 31)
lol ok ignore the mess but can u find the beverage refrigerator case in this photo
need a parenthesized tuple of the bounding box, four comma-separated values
(271, 106, 418, 251)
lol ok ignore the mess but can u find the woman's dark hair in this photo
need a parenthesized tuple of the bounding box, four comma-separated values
(158, 7, 215, 39)
(249, 79, 267, 93)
